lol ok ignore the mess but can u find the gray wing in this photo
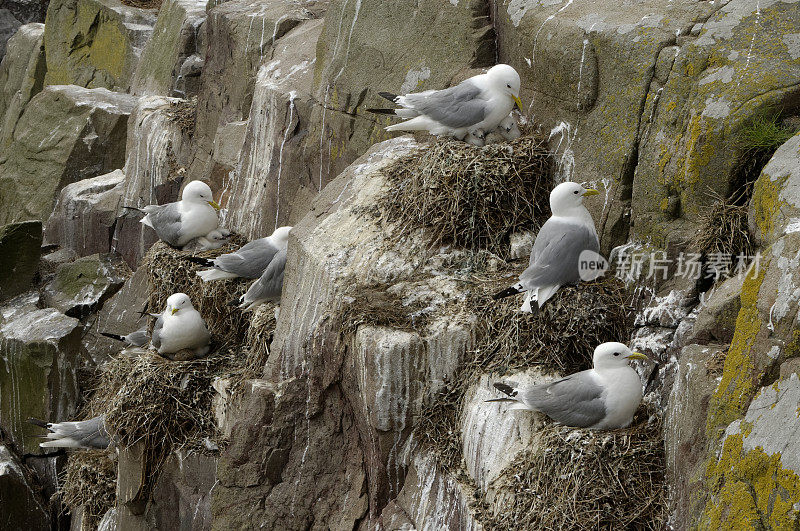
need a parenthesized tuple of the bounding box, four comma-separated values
(521, 372, 606, 428)
(126, 329, 149, 347)
(243, 248, 287, 304)
(151, 315, 164, 350)
(147, 202, 183, 246)
(521, 219, 600, 288)
(212, 238, 278, 279)
(47, 415, 110, 448)
(404, 80, 486, 128)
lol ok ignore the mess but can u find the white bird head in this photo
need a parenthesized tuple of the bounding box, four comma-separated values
(549, 181, 600, 215)
(592, 342, 648, 370)
(208, 228, 231, 243)
(166, 293, 195, 316)
(271, 226, 293, 248)
(496, 114, 521, 141)
(182, 181, 221, 211)
(487, 64, 522, 111)
(465, 129, 486, 147)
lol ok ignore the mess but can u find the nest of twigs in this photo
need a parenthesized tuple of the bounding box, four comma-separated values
(85, 349, 250, 497)
(381, 136, 552, 258)
(415, 272, 635, 471)
(60, 450, 116, 530)
(142, 239, 251, 348)
(473, 407, 667, 530)
(165, 97, 197, 137)
(693, 187, 755, 262)
(339, 285, 433, 338)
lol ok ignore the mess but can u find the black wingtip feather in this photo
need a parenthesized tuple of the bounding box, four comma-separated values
(492, 286, 521, 300)
(378, 91, 398, 102)
(493, 382, 517, 397)
(27, 417, 48, 428)
(366, 107, 397, 115)
(182, 255, 215, 267)
(100, 332, 125, 342)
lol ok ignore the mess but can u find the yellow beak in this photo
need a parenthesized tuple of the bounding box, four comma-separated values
(171, 308, 179, 315)
(626, 352, 648, 360)
(512, 94, 523, 111)
(208, 200, 221, 211)
(583, 189, 600, 196)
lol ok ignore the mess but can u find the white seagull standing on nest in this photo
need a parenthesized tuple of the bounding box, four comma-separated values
(369, 64, 523, 141)
(133, 180, 221, 248)
(493, 181, 601, 312)
(488, 342, 648, 429)
(190, 226, 291, 282)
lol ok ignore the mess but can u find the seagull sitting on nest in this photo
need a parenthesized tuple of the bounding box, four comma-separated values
(368, 64, 523, 142)
(152, 293, 211, 359)
(28, 415, 111, 449)
(189, 226, 291, 282)
(133, 180, 221, 248)
(488, 342, 649, 429)
(493, 181, 601, 312)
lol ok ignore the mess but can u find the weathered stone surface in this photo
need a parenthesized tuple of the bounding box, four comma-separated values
(189, 0, 316, 181)
(749, 131, 800, 247)
(393, 451, 480, 531)
(0, 9, 22, 59)
(116, 447, 217, 530)
(3, 0, 49, 24)
(44, 169, 124, 257)
(665, 343, 725, 528)
(306, 0, 494, 196)
(495, 1, 714, 252)
(0, 23, 45, 150)
(701, 373, 800, 527)
(112, 96, 188, 268)
(0, 444, 49, 530)
(0, 220, 41, 301)
(212, 379, 368, 530)
(0, 307, 81, 454)
(222, 18, 322, 238)
(43, 253, 129, 318)
(689, 274, 743, 345)
(632, 1, 800, 245)
(0, 85, 136, 226)
(130, 0, 206, 97)
(43, 0, 157, 91)
(84, 263, 148, 363)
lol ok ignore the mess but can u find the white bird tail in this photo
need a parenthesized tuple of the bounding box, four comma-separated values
(197, 269, 239, 281)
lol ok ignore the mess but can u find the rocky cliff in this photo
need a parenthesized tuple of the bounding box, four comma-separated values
(1, 0, 799, 529)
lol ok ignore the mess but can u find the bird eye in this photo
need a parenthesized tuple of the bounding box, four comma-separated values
(613, 352, 620, 356)
(573, 190, 579, 194)
(507, 84, 511, 88)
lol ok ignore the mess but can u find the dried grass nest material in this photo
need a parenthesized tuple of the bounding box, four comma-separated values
(474, 408, 667, 530)
(693, 187, 755, 261)
(60, 450, 116, 530)
(142, 239, 251, 348)
(380, 135, 553, 258)
(416, 272, 635, 471)
(164, 97, 197, 137)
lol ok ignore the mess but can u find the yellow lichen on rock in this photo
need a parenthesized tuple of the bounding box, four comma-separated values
(751, 174, 787, 242)
(701, 433, 800, 530)
(706, 265, 767, 435)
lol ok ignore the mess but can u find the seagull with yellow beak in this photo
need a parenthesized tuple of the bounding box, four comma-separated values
(494, 181, 602, 312)
(151, 293, 211, 358)
(138, 180, 221, 248)
(370, 64, 523, 142)
(489, 343, 649, 429)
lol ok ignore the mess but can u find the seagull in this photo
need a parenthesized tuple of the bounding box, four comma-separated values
(369, 64, 523, 141)
(488, 343, 648, 429)
(493, 181, 601, 312)
(152, 293, 211, 358)
(135, 180, 221, 248)
(100, 328, 149, 347)
(189, 226, 291, 282)
(186, 228, 232, 252)
(28, 415, 111, 449)
(237, 247, 287, 311)
(464, 114, 522, 147)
